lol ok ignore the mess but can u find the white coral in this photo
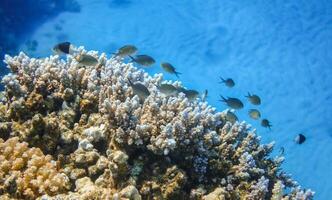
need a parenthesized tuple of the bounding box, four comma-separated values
(83, 125, 105, 142)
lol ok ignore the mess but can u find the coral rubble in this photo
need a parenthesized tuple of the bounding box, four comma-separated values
(0, 48, 314, 199)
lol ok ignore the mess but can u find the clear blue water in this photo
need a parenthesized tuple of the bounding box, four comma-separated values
(1, 0, 332, 199)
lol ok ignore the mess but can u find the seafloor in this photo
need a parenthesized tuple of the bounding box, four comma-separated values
(0, 0, 332, 199)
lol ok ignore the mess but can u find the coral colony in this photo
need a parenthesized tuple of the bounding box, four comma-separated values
(0, 46, 313, 199)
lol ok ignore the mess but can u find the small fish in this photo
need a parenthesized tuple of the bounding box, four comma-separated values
(219, 77, 235, 88)
(128, 79, 150, 100)
(225, 110, 238, 124)
(115, 45, 137, 57)
(219, 96, 244, 109)
(183, 89, 199, 101)
(53, 42, 71, 54)
(245, 92, 261, 105)
(161, 62, 181, 77)
(295, 133, 306, 144)
(248, 109, 261, 120)
(75, 54, 98, 66)
(202, 89, 208, 101)
(261, 119, 272, 129)
(158, 83, 178, 96)
(129, 55, 155, 67)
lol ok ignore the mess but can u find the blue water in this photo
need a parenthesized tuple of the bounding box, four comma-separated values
(1, 0, 332, 198)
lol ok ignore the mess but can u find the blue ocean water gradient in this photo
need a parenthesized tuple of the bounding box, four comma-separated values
(1, 0, 332, 199)
(0, 0, 80, 63)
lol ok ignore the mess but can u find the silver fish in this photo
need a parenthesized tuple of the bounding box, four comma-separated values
(176, 86, 187, 94)
(261, 119, 272, 129)
(225, 110, 238, 124)
(245, 92, 261, 105)
(219, 77, 235, 88)
(248, 109, 261, 120)
(130, 55, 155, 67)
(178, 88, 199, 101)
(115, 45, 137, 57)
(185, 90, 199, 101)
(219, 96, 244, 109)
(128, 79, 150, 100)
(76, 54, 98, 66)
(158, 83, 178, 96)
(161, 62, 181, 78)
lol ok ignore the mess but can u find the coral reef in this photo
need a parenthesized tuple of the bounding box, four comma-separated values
(0, 49, 314, 199)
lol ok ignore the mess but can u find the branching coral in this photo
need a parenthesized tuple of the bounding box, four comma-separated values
(0, 49, 314, 199)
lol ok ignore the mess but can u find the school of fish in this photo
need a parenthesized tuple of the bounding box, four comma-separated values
(53, 42, 306, 146)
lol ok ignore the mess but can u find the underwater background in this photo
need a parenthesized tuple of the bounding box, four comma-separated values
(0, 0, 331, 199)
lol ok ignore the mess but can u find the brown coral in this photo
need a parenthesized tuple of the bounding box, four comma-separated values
(0, 137, 70, 199)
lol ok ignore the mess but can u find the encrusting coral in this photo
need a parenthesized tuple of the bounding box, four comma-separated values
(0, 47, 314, 199)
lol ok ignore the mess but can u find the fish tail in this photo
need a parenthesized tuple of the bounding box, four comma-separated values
(245, 92, 251, 98)
(175, 71, 181, 78)
(218, 76, 225, 84)
(219, 95, 227, 102)
(129, 55, 135, 62)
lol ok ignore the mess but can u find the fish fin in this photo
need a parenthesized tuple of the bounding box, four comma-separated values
(219, 95, 227, 102)
(245, 92, 251, 98)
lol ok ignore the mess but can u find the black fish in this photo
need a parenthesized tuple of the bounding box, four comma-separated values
(219, 77, 235, 87)
(53, 42, 71, 54)
(261, 119, 272, 129)
(295, 133, 306, 144)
